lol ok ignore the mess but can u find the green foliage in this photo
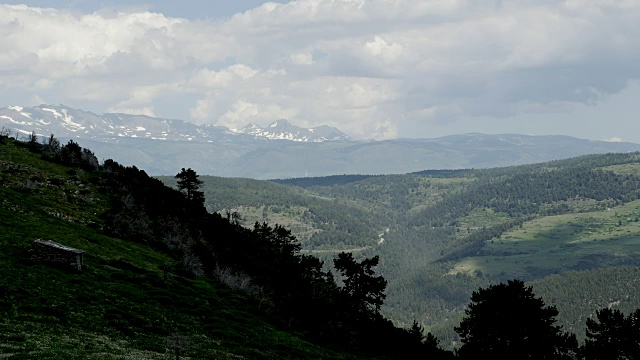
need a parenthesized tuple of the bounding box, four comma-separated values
(174, 167, 204, 204)
(159, 150, 640, 349)
(272, 174, 379, 187)
(455, 280, 578, 359)
(581, 308, 640, 360)
(42, 134, 61, 159)
(532, 266, 640, 338)
(0, 139, 392, 359)
(159, 175, 381, 248)
(7, 134, 640, 358)
(334, 252, 387, 315)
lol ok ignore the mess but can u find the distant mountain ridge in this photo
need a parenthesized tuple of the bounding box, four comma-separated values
(238, 119, 351, 142)
(0, 104, 340, 143)
(2, 104, 640, 178)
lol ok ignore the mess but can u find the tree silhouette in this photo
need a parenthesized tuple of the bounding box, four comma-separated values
(333, 252, 387, 315)
(582, 307, 640, 360)
(60, 139, 83, 165)
(455, 279, 577, 360)
(42, 134, 61, 158)
(175, 168, 204, 204)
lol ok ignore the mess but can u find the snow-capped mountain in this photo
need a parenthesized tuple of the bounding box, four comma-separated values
(0, 104, 242, 143)
(238, 119, 351, 142)
(3, 104, 640, 179)
(0, 105, 349, 144)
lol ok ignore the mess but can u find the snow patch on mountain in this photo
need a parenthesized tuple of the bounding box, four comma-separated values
(239, 119, 351, 142)
(40, 107, 61, 117)
(0, 104, 351, 144)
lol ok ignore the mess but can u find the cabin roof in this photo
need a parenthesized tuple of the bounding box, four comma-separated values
(34, 239, 85, 254)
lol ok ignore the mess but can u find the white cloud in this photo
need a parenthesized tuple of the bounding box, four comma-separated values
(363, 36, 403, 63)
(291, 53, 313, 65)
(217, 100, 298, 130)
(106, 106, 156, 117)
(191, 65, 260, 88)
(34, 78, 55, 90)
(1, 1, 640, 140)
(30, 94, 47, 106)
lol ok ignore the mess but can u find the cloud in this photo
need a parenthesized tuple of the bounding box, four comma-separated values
(106, 106, 156, 117)
(604, 137, 623, 143)
(0, 1, 639, 140)
(291, 52, 313, 65)
(363, 36, 404, 63)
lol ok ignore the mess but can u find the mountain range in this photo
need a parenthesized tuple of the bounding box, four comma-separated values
(2, 104, 640, 178)
(0, 104, 349, 143)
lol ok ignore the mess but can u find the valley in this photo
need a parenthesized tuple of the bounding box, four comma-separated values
(159, 152, 640, 347)
(3, 130, 640, 356)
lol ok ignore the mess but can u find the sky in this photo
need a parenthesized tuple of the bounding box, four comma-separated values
(1, 0, 639, 142)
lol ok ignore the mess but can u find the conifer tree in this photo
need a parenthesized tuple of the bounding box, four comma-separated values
(175, 168, 204, 204)
(455, 279, 577, 360)
(582, 308, 640, 360)
(333, 252, 387, 315)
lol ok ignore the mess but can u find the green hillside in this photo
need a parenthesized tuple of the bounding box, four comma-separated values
(160, 175, 382, 251)
(163, 153, 640, 348)
(0, 138, 395, 359)
(5, 133, 639, 357)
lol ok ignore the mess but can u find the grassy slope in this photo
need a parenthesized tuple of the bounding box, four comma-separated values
(0, 140, 372, 359)
(450, 199, 640, 279)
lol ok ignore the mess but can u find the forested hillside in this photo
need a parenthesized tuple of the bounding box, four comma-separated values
(0, 135, 453, 359)
(160, 152, 640, 348)
(3, 132, 639, 357)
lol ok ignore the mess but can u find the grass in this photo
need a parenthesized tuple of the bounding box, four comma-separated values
(229, 204, 320, 243)
(449, 200, 640, 279)
(0, 140, 376, 359)
(458, 208, 510, 229)
(600, 162, 640, 176)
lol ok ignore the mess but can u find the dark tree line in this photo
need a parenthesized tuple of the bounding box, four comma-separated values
(455, 279, 640, 360)
(456, 280, 578, 359)
(582, 307, 640, 359)
(50, 153, 450, 358)
(411, 167, 640, 228)
(12, 133, 100, 170)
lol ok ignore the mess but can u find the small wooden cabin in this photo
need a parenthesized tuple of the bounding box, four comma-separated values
(33, 240, 85, 270)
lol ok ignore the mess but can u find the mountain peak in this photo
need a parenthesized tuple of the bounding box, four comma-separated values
(239, 119, 350, 142)
(0, 105, 351, 144)
(242, 123, 261, 131)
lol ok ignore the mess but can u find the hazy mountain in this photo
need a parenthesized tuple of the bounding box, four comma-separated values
(0, 105, 346, 143)
(2, 104, 640, 178)
(239, 119, 351, 142)
(0, 104, 235, 142)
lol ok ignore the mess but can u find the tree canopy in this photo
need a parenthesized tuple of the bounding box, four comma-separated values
(455, 279, 577, 359)
(582, 308, 640, 360)
(175, 167, 204, 204)
(334, 252, 387, 315)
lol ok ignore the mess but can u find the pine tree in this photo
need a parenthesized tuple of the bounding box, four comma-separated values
(333, 252, 387, 315)
(175, 168, 204, 204)
(455, 279, 577, 360)
(582, 308, 640, 360)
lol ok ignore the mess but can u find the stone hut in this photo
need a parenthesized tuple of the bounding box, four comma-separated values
(33, 239, 85, 270)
